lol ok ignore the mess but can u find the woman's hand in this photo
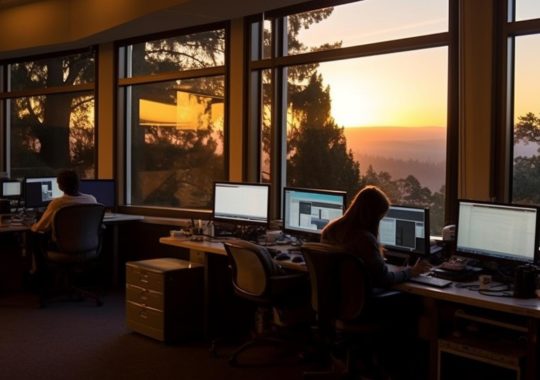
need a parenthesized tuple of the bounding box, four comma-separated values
(410, 259, 432, 277)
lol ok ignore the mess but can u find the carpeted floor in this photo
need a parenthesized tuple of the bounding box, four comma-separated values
(0, 290, 312, 380)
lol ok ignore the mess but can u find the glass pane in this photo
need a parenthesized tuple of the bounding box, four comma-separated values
(261, 69, 272, 183)
(9, 52, 95, 91)
(129, 29, 225, 77)
(512, 34, 540, 204)
(10, 93, 95, 178)
(285, 0, 448, 56)
(129, 77, 225, 208)
(515, 0, 540, 21)
(285, 47, 448, 235)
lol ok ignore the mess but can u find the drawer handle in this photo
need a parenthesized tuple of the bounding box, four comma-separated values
(139, 307, 148, 319)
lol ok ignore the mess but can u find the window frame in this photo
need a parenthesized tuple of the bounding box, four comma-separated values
(496, 0, 540, 203)
(116, 22, 230, 218)
(0, 47, 97, 179)
(247, 0, 459, 224)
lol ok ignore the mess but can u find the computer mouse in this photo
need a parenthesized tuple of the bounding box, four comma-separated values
(291, 255, 304, 263)
(275, 252, 291, 261)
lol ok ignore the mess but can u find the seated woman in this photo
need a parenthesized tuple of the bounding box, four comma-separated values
(321, 185, 430, 288)
(321, 185, 431, 379)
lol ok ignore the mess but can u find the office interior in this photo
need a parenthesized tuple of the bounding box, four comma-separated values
(1, 0, 540, 379)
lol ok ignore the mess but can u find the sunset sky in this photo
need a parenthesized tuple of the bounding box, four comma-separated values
(295, 0, 540, 128)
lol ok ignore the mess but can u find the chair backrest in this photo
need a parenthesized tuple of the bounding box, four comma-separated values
(301, 242, 369, 324)
(223, 239, 274, 300)
(52, 203, 105, 254)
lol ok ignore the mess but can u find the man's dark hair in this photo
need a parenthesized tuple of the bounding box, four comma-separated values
(57, 170, 80, 195)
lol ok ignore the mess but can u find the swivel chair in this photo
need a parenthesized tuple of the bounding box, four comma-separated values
(37, 203, 106, 307)
(223, 239, 309, 366)
(301, 242, 395, 379)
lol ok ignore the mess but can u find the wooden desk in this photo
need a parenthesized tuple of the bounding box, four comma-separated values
(159, 237, 306, 338)
(390, 265, 540, 380)
(1, 214, 143, 288)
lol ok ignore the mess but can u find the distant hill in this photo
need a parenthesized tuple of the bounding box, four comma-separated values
(342, 126, 446, 191)
(343, 126, 446, 162)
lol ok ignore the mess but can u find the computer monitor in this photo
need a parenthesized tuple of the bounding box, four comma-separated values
(456, 200, 539, 264)
(24, 177, 63, 208)
(1, 180, 21, 199)
(379, 205, 430, 256)
(282, 187, 347, 239)
(79, 179, 116, 209)
(212, 182, 270, 226)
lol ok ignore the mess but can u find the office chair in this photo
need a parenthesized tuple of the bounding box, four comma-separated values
(222, 239, 309, 366)
(301, 242, 396, 379)
(37, 203, 106, 307)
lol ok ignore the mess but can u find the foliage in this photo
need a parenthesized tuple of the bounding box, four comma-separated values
(10, 52, 95, 178)
(513, 112, 540, 204)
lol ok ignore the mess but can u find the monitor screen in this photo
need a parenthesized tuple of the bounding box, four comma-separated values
(24, 177, 63, 208)
(456, 200, 539, 264)
(212, 182, 270, 226)
(282, 187, 346, 238)
(1, 180, 21, 198)
(79, 179, 116, 208)
(380, 205, 430, 255)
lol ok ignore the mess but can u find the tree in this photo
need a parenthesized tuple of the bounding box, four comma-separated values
(287, 73, 360, 198)
(513, 112, 540, 204)
(10, 53, 95, 177)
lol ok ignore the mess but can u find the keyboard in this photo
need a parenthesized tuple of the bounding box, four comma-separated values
(409, 275, 452, 288)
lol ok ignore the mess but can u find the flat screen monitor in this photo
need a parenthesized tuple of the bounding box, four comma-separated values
(79, 179, 116, 208)
(380, 205, 430, 256)
(456, 200, 539, 264)
(212, 182, 270, 226)
(24, 177, 63, 208)
(1, 180, 21, 198)
(282, 187, 346, 239)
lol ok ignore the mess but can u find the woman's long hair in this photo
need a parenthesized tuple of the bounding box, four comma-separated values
(322, 185, 390, 243)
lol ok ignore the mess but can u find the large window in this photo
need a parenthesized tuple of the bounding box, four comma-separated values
(119, 27, 226, 210)
(1, 51, 96, 178)
(509, 2, 540, 205)
(250, 0, 453, 234)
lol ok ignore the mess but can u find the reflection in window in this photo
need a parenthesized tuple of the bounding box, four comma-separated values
(512, 35, 540, 204)
(9, 93, 95, 178)
(128, 78, 225, 208)
(128, 30, 225, 77)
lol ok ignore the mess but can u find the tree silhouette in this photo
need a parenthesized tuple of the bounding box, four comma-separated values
(287, 73, 360, 199)
(10, 52, 95, 178)
(513, 112, 540, 204)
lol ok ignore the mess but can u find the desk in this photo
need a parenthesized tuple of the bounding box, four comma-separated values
(102, 214, 144, 286)
(1, 214, 143, 288)
(391, 266, 540, 380)
(159, 237, 306, 337)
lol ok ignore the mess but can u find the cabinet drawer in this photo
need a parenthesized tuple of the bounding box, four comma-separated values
(126, 266, 164, 291)
(126, 301, 164, 331)
(126, 284, 163, 310)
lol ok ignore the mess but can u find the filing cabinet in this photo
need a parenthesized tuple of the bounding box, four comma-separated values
(126, 258, 204, 342)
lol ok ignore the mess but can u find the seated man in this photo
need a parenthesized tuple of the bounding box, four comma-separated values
(31, 170, 97, 233)
(29, 170, 97, 276)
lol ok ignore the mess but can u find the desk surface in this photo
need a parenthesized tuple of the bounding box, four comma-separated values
(389, 265, 540, 319)
(159, 236, 307, 271)
(160, 237, 540, 318)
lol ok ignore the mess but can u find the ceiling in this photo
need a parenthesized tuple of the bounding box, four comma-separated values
(0, 0, 306, 59)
